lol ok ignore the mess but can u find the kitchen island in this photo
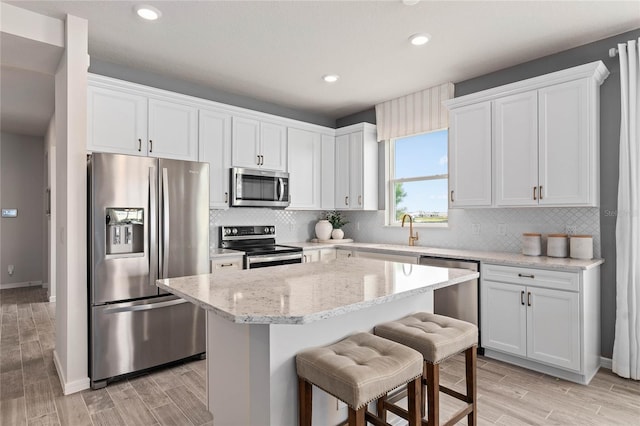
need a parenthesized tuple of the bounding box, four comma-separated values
(156, 257, 479, 426)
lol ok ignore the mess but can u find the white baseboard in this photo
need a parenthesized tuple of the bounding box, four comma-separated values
(53, 350, 90, 395)
(600, 356, 612, 370)
(0, 280, 43, 290)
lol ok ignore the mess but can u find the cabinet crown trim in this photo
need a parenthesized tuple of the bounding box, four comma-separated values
(444, 60, 609, 109)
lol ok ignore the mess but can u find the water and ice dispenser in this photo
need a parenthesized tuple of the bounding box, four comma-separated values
(105, 208, 144, 255)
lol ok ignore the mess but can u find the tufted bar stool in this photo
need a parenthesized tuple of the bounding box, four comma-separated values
(296, 332, 424, 426)
(374, 313, 478, 426)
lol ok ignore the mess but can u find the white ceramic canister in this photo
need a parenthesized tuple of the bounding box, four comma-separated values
(315, 220, 332, 241)
(570, 235, 593, 259)
(547, 234, 568, 258)
(522, 233, 542, 256)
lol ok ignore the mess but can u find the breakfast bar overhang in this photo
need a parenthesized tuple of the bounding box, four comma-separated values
(157, 258, 479, 426)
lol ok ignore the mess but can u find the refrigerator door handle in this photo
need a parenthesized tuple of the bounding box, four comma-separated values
(149, 166, 158, 287)
(102, 298, 188, 314)
(161, 168, 170, 279)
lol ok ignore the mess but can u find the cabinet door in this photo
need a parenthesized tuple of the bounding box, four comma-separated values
(334, 134, 351, 209)
(526, 286, 580, 371)
(449, 102, 492, 207)
(288, 128, 321, 209)
(148, 99, 198, 161)
(349, 131, 364, 210)
(87, 86, 148, 155)
(303, 250, 320, 263)
(319, 248, 337, 261)
(260, 122, 287, 171)
(481, 280, 527, 356)
(538, 79, 591, 206)
(199, 109, 232, 209)
(494, 91, 539, 206)
(232, 117, 261, 168)
(321, 134, 335, 209)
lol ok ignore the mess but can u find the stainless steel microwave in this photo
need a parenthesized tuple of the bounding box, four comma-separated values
(230, 167, 290, 208)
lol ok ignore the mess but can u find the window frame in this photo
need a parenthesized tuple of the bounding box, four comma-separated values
(386, 129, 449, 228)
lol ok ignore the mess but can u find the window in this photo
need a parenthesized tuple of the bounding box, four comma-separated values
(388, 129, 448, 226)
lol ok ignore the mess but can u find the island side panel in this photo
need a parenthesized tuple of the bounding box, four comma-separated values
(268, 290, 434, 426)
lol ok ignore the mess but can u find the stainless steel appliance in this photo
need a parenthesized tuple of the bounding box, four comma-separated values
(219, 225, 302, 269)
(230, 167, 290, 208)
(419, 256, 481, 349)
(88, 153, 209, 389)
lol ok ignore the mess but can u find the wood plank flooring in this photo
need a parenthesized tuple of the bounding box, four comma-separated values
(1, 286, 638, 425)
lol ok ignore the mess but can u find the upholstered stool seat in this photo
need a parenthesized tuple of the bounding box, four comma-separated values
(296, 332, 424, 425)
(375, 313, 478, 426)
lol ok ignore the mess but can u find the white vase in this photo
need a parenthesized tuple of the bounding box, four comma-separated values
(315, 220, 332, 241)
(331, 228, 344, 240)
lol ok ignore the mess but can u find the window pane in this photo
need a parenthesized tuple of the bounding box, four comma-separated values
(394, 179, 448, 223)
(394, 130, 448, 179)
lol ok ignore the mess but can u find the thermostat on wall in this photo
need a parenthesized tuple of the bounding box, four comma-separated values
(1, 209, 17, 218)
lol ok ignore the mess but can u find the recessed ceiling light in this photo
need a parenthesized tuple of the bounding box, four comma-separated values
(409, 33, 430, 46)
(134, 5, 162, 21)
(402, 0, 420, 5)
(323, 74, 340, 83)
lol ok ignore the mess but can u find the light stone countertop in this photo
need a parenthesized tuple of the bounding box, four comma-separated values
(156, 258, 478, 325)
(209, 248, 245, 258)
(285, 241, 603, 271)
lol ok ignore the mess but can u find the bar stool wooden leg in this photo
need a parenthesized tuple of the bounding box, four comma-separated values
(298, 377, 312, 426)
(421, 362, 427, 417)
(407, 376, 422, 426)
(466, 347, 477, 426)
(426, 362, 440, 426)
(348, 406, 366, 426)
(376, 393, 387, 423)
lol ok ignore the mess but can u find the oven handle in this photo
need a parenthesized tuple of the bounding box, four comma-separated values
(277, 178, 285, 202)
(247, 253, 303, 265)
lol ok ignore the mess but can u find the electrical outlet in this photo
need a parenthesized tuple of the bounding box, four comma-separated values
(472, 223, 481, 235)
(8, 265, 14, 276)
(566, 225, 577, 235)
(498, 223, 507, 236)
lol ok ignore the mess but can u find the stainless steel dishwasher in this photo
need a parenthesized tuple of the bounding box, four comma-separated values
(419, 256, 481, 349)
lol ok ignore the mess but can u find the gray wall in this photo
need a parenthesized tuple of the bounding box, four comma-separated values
(338, 28, 640, 358)
(0, 132, 45, 286)
(89, 58, 336, 128)
(336, 107, 376, 128)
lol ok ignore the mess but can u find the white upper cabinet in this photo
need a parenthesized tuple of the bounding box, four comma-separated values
(321, 134, 335, 210)
(232, 117, 286, 171)
(87, 86, 148, 156)
(88, 77, 197, 161)
(334, 123, 378, 210)
(148, 99, 198, 161)
(199, 109, 232, 209)
(449, 102, 493, 207)
(287, 127, 321, 209)
(494, 90, 539, 206)
(445, 61, 608, 208)
(538, 79, 593, 206)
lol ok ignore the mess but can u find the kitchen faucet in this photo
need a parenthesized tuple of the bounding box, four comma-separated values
(401, 214, 419, 246)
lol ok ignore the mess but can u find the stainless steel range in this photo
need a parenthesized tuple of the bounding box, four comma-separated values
(219, 225, 303, 269)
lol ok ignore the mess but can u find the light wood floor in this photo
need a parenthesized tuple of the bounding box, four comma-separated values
(1, 286, 638, 425)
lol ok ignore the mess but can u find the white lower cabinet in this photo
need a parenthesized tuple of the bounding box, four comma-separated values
(303, 248, 337, 263)
(354, 251, 418, 264)
(210, 257, 243, 273)
(481, 263, 599, 384)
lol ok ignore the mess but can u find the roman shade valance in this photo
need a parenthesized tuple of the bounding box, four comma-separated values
(375, 82, 454, 141)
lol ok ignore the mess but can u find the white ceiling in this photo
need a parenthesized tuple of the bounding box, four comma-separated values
(2, 0, 639, 136)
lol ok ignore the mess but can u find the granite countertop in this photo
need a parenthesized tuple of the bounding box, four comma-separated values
(210, 248, 245, 259)
(156, 258, 478, 325)
(285, 241, 603, 271)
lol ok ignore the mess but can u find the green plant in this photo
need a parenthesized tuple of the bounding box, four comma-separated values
(324, 210, 349, 229)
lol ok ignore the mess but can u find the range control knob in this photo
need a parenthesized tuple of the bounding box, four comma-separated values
(270, 227, 275, 234)
(224, 228, 231, 235)
(231, 228, 238, 235)
(264, 227, 269, 234)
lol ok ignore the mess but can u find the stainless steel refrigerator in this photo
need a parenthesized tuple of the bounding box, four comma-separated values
(88, 153, 209, 389)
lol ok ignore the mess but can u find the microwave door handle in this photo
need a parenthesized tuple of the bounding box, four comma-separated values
(278, 178, 285, 201)
(149, 166, 158, 287)
(161, 168, 170, 279)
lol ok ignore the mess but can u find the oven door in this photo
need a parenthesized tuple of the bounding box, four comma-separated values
(246, 252, 303, 269)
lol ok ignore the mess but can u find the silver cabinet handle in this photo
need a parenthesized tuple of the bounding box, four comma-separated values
(358, 195, 362, 205)
(345, 196, 349, 206)
(527, 292, 532, 307)
(539, 185, 543, 200)
(161, 168, 169, 278)
(520, 291, 525, 306)
(450, 190, 454, 203)
(149, 139, 153, 153)
(138, 138, 142, 152)
(303, 255, 307, 263)
(518, 273, 535, 279)
(533, 186, 537, 200)
(224, 192, 228, 203)
(219, 263, 234, 268)
(256, 155, 260, 165)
